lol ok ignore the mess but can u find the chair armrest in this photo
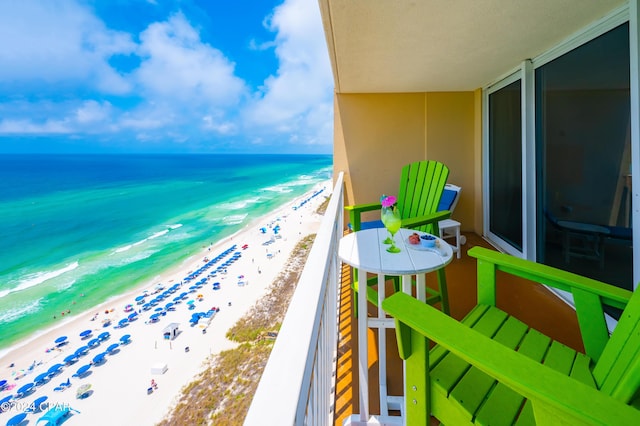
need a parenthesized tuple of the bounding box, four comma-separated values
(401, 210, 450, 230)
(468, 246, 631, 307)
(467, 246, 632, 361)
(345, 202, 381, 231)
(382, 293, 640, 424)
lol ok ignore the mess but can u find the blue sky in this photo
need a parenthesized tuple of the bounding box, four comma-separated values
(0, 0, 333, 154)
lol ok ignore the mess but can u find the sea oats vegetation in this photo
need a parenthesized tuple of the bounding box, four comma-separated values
(158, 233, 318, 426)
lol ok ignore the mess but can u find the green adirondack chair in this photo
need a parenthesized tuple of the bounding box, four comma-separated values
(382, 246, 640, 425)
(345, 160, 452, 315)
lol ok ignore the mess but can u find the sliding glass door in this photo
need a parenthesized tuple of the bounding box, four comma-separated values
(486, 20, 633, 293)
(487, 78, 522, 254)
(536, 23, 632, 290)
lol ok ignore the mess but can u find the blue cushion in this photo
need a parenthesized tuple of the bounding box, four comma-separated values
(360, 220, 384, 230)
(438, 189, 457, 211)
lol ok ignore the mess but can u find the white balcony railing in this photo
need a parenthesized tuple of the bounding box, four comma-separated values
(244, 172, 344, 425)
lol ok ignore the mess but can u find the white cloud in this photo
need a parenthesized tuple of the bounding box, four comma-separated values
(0, 0, 135, 94)
(0, 0, 334, 153)
(243, 0, 333, 148)
(202, 115, 236, 135)
(0, 118, 71, 135)
(135, 13, 246, 106)
(75, 101, 113, 124)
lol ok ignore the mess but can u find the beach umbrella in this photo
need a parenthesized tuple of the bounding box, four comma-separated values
(34, 373, 49, 384)
(47, 364, 63, 375)
(119, 334, 131, 344)
(0, 379, 7, 389)
(54, 336, 67, 345)
(32, 395, 48, 412)
(16, 382, 34, 397)
(135, 295, 145, 303)
(79, 329, 92, 338)
(6, 413, 27, 426)
(64, 354, 78, 364)
(187, 299, 195, 305)
(154, 307, 163, 312)
(88, 338, 100, 348)
(118, 318, 129, 327)
(0, 396, 12, 411)
(92, 353, 106, 364)
(149, 313, 160, 321)
(98, 331, 110, 341)
(106, 343, 119, 353)
(74, 364, 91, 377)
(75, 346, 89, 356)
(127, 312, 138, 320)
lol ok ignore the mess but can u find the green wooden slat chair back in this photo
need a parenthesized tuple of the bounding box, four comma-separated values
(382, 246, 640, 425)
(346, 160, 451, 234)
(345, 160, 452, 315)
(397, 160, 449, 234)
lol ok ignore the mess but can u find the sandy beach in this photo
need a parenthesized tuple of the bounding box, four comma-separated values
(0, 180, 331, 425)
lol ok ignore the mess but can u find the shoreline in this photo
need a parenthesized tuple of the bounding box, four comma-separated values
(0, 180, 325, 359)
(0, 180, 331, 425)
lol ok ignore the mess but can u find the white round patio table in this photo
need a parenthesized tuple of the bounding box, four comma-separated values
(338, 227, 453, 425)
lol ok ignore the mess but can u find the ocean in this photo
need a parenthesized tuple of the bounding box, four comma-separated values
(0, 154, 333, 352)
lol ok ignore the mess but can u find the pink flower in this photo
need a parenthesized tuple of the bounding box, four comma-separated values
(381, 195, 397, 207)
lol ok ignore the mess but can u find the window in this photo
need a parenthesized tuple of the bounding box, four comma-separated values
(488, 79, 523, 252)
(536, 23, 631, 290)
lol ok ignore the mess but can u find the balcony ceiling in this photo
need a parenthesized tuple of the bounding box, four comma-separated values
(318, 0, 626, 93)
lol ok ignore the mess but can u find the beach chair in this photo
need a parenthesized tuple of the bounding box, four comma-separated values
(382, 246, 640, 425)
(345, 160, 452, 315)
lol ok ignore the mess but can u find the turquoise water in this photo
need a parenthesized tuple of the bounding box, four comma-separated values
(0, 154, 333, 351)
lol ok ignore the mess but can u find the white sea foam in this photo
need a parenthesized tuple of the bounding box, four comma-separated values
(117, 250, 157, 266)
(56, 279, 77, 292)
(115, 227, 175, 254)
(218, 196, 261, 210)
(223, 214, 248, 225)
(218, 200, 248, 210)
(264, 184, 294, 193)
(0, 262, 79, 299)
(114, 244, 133, 253)
(0, 299, 42, 324)
(148, 230, 169, 240)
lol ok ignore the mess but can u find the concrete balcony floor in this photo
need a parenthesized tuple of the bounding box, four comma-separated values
(333, 233, 585, 425)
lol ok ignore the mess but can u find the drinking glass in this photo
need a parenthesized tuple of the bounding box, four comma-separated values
(380, 207, 392, 244)
(382, 207, 401, 253)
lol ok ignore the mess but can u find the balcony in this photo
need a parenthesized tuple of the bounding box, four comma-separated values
(245, 173, 585, 425)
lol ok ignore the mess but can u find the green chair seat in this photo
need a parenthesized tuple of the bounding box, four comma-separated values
(382, 246, 640, 425)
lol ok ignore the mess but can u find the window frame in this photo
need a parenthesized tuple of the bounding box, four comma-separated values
(483, 2, 639, 293)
